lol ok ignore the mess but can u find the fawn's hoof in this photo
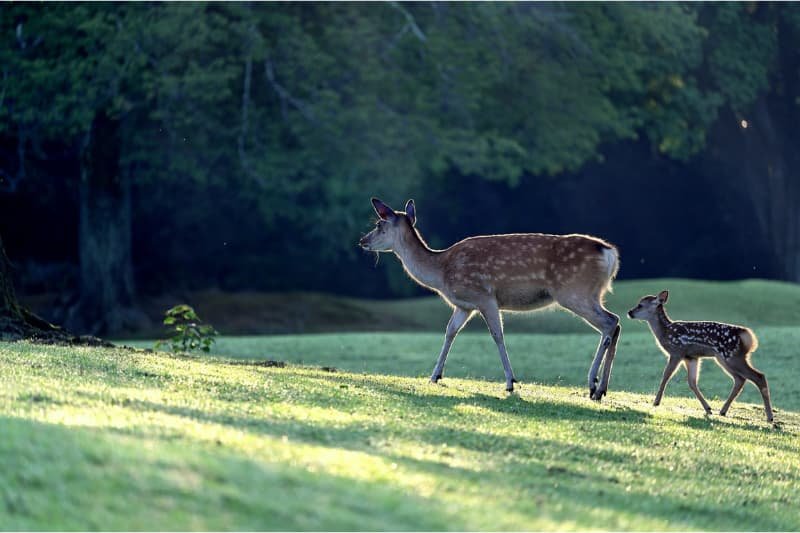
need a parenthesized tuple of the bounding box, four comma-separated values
(430, 375, 442, 384)
(590, 389, 606, 401)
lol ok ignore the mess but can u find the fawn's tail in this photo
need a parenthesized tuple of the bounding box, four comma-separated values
(739, 328, 759, 354)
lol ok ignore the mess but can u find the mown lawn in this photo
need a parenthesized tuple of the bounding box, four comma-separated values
(2, 279, 800, 530)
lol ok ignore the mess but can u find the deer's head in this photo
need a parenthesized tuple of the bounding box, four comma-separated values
(628, 290, 669, 320)
(359, 198, 416, 252)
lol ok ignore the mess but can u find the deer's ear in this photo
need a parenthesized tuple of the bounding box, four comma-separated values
(371, 198, 395, 221)
(404, 199, 416, 226)
(657, 290, 669, 304)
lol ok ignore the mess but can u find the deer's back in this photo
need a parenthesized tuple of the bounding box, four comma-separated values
(661, 321, 753, 359)
(439, 233, 615, 309)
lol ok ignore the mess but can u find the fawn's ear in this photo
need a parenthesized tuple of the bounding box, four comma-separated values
(404, 199, 416, 226)
(371, 197, 396, 221)
(657, 290, 669, 304)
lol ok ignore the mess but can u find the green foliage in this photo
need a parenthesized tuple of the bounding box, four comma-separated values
(706, 3, 777, 112)
(3, 3, 799, 267)
(155, 304, 217, 353)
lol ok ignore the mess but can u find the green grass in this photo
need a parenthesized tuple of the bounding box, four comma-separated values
(113, 278, 800, 337)
(369, 278, 800, 334)
(3, 279, 800, 530)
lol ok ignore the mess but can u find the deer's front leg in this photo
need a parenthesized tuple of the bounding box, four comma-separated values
(685, 358, 712, 415)
(479, 301, 517, 392)
(654, 354, 682, 406)
(430, 307, 474, 383)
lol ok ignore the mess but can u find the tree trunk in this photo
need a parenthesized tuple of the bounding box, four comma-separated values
(0, 232, 24, 326)
(0, 232, 99, 343)
(64, 111, 145, 336)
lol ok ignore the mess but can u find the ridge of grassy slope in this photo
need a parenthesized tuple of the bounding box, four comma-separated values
(362, 278, 800, 334)
(110, 278, 800, 338)
(2, 337, 800, 531)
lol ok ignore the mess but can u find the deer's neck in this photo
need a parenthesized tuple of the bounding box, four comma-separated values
(392, 227, 444, 290)
(646, 306, 673, 340)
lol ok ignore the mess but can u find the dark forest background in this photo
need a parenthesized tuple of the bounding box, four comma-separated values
(1, 2, 800, 336)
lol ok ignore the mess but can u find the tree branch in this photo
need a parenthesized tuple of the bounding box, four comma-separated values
(264, 58, 317, 123)
(238, 55, 254, 174)
(389, 2, 427, 43)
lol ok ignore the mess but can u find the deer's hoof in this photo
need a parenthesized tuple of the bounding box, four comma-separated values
(591, 389, 606, 402)
(430, 375, 442, 384)
(589, 386, 596, 398)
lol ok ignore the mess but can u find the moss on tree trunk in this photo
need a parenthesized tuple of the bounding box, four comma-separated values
(0, 233, 24, 322)
(0, 232, 112, 346)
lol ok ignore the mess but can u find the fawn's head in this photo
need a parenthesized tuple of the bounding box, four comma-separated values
(359, 198, 417, 252)
(628, 290, 669, 320)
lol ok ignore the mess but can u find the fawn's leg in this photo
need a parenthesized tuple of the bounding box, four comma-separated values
(728, 357, 773, 422)
(479, 300, 517, 392)
(430, 307, 474, 383)
(654, 355, 682, 406)
(685, 358, 712, 414)
(719, 374, 745, 417)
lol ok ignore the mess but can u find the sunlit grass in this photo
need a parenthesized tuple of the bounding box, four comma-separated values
(2, 336, 799, 530)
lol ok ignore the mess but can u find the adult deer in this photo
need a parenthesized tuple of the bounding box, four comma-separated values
(359, 198, 621, 399)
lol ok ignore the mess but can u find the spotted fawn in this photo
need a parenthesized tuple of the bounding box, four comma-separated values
(628, 290, 773, 421)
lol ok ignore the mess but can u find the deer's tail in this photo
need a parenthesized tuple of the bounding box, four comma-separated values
(597, 242, 620, 294)
(740, 328, 759, 354)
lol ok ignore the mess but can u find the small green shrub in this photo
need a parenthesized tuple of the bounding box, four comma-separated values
(155, 304, 218, 353)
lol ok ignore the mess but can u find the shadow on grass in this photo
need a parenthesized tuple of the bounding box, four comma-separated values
(71, 366, 798, 531)
(0, 415, 463, 531)
(49, 349, 799, 530)
(81, 392, 799, 530)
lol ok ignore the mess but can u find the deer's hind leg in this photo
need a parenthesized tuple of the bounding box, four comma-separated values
(554, 292, 620, 401)
(715, 355, 746, 417)
(720, 374, 745, 417)
(727, 355, 773, 422)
